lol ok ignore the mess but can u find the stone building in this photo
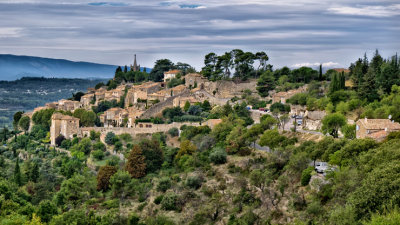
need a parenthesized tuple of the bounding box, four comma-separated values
(302, 110, 326, 130)
(185, 73, 208, 89)
(99, 108, 127, 127)
(50, 113, 80, 146)
(271, 85, 308, 104)
(80, 93, 94, 109)
(356, 118, 400, 141)
(125, 82, 162, 106)
(173, 96, 199, 108)
(164, 70, 181, 82)
(57, 99, 81, 112)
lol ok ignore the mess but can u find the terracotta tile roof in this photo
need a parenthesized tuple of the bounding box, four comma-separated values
(185, 73, 202, 77)
(51, 113, 79, 121)
(333, 68, 350, 73)
(164, 70, 181, 74)
(368, 130, 388, 139)
(358, 119, 400, 130)
(171, 85, 186, 92)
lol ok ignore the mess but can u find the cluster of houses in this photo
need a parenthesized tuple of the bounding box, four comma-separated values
(24, 57, 400, 146)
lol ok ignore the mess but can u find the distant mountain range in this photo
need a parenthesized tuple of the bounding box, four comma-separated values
(0, 54, 122, 81)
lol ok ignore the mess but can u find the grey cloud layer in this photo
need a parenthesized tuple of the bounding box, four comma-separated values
(0, 0, 398, 69)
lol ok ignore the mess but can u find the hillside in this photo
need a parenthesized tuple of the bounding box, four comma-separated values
(0, 54, 118, 80)
(0, 77, 107, 128)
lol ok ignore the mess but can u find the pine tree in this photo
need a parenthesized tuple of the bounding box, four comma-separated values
(124, 65, 128, 73)
(125, 145, 146, 178)
(14, 158, 22, 186)
(30, 162, 39, 183)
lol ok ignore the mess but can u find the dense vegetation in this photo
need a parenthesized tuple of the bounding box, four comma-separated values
(1, 50, 400, 224)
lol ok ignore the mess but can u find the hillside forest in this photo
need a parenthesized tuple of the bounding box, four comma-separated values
(0, 50, 400, 224)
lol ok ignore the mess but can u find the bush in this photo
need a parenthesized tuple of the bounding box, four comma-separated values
(209, 147, 227, 164)
(55, 135, 66, 147)
(154, 195, 164, 205)
(161, 192, 179, 211)
(92, 150, 105, 160)
(301, 166, 314, 186)
(168, 127, 179, 137)
(186, 175, 203, 189)
(157, 177, 172, 192)
(105, 132, 116, 145)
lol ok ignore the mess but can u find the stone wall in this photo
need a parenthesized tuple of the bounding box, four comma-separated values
(140, 90, 191, 119)
(204, 79, 257, 99)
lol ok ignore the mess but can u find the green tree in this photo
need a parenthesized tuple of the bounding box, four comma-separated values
(256, 70, 275, 97)
(183, 101, 190, 112)
(149, 59, 175, 82)
(105, 132, 116, 145)
(14, 158, 22, 186)
(109, 170, 133, 200)
(321, 113, 347, 138)
(37, 200, 57, 223)
(18, 116, 30, 132)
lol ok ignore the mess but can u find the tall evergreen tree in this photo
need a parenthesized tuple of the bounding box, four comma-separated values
(14, 158, 22, 186)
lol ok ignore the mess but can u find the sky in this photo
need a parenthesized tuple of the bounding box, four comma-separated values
(0, 0, 399, 70)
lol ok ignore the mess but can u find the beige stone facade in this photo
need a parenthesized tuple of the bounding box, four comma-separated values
(164, 70, 181, 82)
(185, 73, 208, 88)
(173, 96, 199, 108)
(50, 113, 80, 146)
(57, 99, 81, 112)
(80, 93, 94, 109)
(303, 110, 326, 130)
(356, 118, 400, 141)
(125, 82, 162, 106)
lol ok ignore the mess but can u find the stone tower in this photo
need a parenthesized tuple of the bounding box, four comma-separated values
(131, 54, 140, 72)
(50, 113, 80, 146)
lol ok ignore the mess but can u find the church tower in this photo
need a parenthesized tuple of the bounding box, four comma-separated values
(131, 54, 140, 72)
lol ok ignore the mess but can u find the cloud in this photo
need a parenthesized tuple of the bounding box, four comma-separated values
(328, 4, 400, 17)
(0, 27, 23, 38)
(88, 2, 128, 7)
(0, 1, 398, 70)
(291, 62, 340, 68)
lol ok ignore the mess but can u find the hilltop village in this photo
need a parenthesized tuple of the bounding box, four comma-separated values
(3, 50, 400, 224)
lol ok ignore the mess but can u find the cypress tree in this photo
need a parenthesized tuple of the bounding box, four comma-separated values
(30, 162, 39, 183)
(14, 158, 22, 186)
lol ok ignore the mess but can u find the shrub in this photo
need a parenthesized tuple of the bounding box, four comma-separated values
(154, 195, 164, 205)
(105, 132, 116, 145)
(102, 199, 119, 209)
(55, 135, 66, 147)
(92, 150, 105, 160)
(168, 127, 179, 137)
(301, 166, 314, 186)
(209, 147, 227, 164)
(161, 192, 179, 211)
(186, 175, 203, 189)
(157, 177, 172, 192)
